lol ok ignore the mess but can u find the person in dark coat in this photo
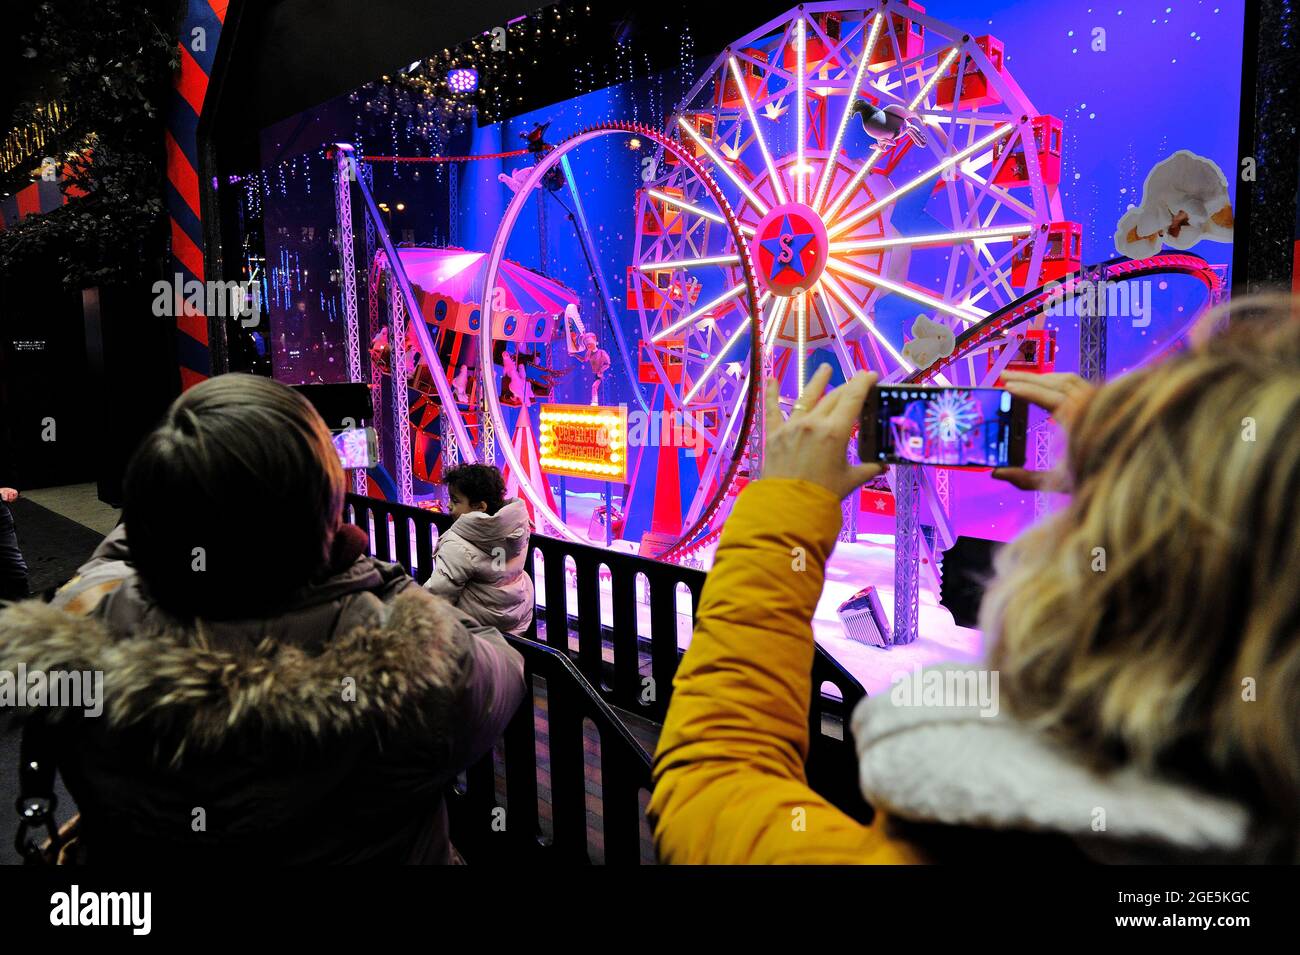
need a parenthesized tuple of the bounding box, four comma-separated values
(0, 374, 525, 863)
(0, 424, 29, 602)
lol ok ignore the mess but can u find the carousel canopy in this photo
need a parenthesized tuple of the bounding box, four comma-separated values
(395, 246, 579, 318)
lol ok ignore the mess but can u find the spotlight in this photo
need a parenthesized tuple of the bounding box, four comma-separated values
(447, 68, 479, 93)
(627, 136, 642, 150)
(395, 203, 406, 211)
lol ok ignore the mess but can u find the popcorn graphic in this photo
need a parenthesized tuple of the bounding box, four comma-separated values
(1115, 150, 1234, 259)
(902, 314, 956, 369)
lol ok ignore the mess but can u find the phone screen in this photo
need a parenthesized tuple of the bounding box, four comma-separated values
(332, 427, 379, 469)
(865, 385, 1024, 467)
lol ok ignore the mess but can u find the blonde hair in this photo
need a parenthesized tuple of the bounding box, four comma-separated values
(982, 295, 1300, 838)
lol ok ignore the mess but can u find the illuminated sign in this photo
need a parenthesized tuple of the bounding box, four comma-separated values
(538, 404, 627, 482)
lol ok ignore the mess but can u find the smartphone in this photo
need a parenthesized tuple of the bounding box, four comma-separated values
(858, 384, 1027, 468)
(332, 427, 380, 469)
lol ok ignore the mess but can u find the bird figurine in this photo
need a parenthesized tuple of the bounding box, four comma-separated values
(850, 100, 927, 150)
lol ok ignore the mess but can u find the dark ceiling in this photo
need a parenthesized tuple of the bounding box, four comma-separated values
(205, 0, 800, 173)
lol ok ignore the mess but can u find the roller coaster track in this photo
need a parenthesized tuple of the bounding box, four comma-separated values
(667, 252, 1223, 566)
(904, 252, 1223, 384)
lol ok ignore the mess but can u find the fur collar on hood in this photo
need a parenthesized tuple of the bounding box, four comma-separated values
(852, 666, 1273, 863)
(0, 586, 471, 763)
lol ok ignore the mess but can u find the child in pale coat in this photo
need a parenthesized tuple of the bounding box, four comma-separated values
(425, 464, 535, 637)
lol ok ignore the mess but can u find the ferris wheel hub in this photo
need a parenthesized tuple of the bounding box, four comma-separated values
(753, 202, 830, 298)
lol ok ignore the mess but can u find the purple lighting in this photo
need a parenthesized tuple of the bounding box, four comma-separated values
(447, 68, 478, 94)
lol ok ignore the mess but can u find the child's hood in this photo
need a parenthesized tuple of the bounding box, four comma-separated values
(448, 498, 531, 555)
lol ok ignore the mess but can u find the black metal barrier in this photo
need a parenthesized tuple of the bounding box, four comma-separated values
(344, 493, 874, 852)
(448, 633, 654, 864)
(345, 493, 697, 723)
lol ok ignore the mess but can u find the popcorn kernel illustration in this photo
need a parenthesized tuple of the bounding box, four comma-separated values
(1115, 150, 1233, 259)
(901, 314, 955, 369)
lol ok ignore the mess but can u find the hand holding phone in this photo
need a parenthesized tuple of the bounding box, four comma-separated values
(990, 371, 1094, 491)
(763, 366, 884, 500)
(859, 383, 1028, 468)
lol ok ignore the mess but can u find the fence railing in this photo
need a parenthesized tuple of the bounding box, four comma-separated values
(447, 633, 654, 864)
(343, 493, 874, 838)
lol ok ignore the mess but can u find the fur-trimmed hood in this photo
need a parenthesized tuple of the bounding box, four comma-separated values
(852, 666, 1282, 864)
(0, 585, 472, 760)
(0, 525, 527, 863)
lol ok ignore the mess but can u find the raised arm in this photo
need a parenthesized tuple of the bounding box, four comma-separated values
(648, 368, 921, 864)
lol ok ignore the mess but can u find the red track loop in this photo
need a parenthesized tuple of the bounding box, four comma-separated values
(905, 252, 1223, 385)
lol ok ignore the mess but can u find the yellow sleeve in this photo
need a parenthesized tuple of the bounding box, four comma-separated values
(648, 479, 924, 864)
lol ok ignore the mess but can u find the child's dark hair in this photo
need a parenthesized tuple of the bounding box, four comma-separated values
(445, 463, 507, 514)
(123, 374, 344, 621)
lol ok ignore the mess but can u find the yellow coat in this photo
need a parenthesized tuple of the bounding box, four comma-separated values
(648, 478, 926, 864)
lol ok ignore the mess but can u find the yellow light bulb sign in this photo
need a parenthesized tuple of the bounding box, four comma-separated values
(537, 404, 628, 483)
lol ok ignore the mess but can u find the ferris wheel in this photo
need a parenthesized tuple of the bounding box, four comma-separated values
(635, 1, 1066, 392)
(621, 0, 1068, 554)
(330, 2, 1223, 576)
(467, 1, 1073, 558)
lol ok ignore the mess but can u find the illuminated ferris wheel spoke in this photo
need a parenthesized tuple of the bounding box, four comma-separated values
(810, 287, 861, 379)
(827, 257, 987, 323)
(818, 270, 913, 371)
(653, 283, 750, 342)
(684, 313, 756, 405)
(817, 282, 886, 374)
(645, 187, 755, 236)
(682, 372, 753, 528)
(763, 296, 790, 354)
(811, 13, 883, 213)
(728, 56, 789, 206)
(821, 46, 960, 225)
(795, 293, 809, 395)
(830, 123, 1016, 239)
(819, 143, 883, 222)
(829, 223, 1032, 253)
(677, 117, 769, 216)
(795, 16, 808, 204)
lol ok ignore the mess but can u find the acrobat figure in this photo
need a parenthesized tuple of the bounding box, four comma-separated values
(452, 364, 471, 404)
(576, 332, 610, 406)
(850, 100, 927, 150)
(520, 122, 552, 154)
(518, 121, 566, 191)
(499, 350, 528, 407)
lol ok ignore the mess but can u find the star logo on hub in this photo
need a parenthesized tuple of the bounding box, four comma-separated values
(752, 203, 829, 298)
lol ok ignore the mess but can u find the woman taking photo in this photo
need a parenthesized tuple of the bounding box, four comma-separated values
(649, 297, 1299, 864)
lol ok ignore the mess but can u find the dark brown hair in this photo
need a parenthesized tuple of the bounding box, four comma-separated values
(445, 463, 507, 514)
(122, 374, 345, 619)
